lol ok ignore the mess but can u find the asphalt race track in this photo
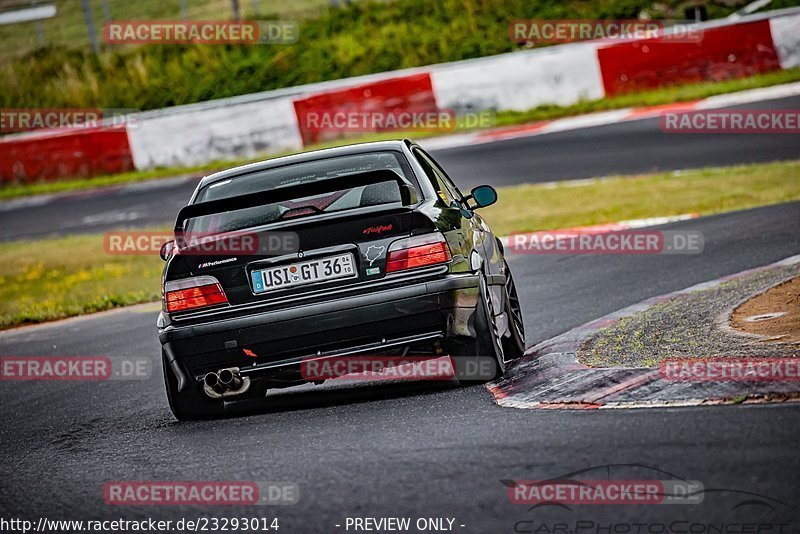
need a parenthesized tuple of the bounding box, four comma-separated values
(1, 95, 799, 242)
(434, 93, 800, 189)
(2, 202, 799, 529)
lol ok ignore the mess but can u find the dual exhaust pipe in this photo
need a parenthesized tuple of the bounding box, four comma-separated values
(203, 367, 250, 398)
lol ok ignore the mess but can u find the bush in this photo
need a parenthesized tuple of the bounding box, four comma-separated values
(1, 0, 796, 110)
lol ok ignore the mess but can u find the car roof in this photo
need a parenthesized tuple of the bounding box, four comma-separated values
(197, 140, 414, 190)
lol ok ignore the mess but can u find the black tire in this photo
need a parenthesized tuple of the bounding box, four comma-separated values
(451, 273, 505, 383)
(452, 264, 526, 383)
(479, 271, 507, 378)
(501, 260, 526, 361)
(162, 351, 224, 421)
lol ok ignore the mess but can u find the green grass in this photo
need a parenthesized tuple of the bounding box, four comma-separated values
(0, 0, 339, 59)
(480, 160, 800, 236)
(0, 169, 202, 200)
(2, 159, 799, 330)
(492, 68, 800, 127)
(0, 233, 163, 329)
(3, 70, 800, 200)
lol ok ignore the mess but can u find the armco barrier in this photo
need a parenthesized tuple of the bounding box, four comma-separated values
(292, 73, 437, 145)
(597, 19, 782, 96)
(0, 125, 133, 184)
(2, 8, 799, 181)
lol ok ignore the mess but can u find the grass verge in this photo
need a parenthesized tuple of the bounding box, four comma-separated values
(492, 69, 800, 127)
(2, 159, 799, 330)
(481, 160, 800, 236)
(2, 70, 799, 201)
(0, 234, 163, 330)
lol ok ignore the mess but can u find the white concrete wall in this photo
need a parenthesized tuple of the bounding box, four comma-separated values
(429, 42, 605, 112)
(770, 12, 800, 69)
(128, 97, 303, 169)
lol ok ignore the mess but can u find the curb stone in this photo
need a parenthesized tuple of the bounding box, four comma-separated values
(488, 255, 800, 409)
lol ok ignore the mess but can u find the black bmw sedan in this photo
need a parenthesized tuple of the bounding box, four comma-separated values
(158, 139, 525, 419)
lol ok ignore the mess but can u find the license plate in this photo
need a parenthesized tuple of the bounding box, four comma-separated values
(251, 253, 356, 293)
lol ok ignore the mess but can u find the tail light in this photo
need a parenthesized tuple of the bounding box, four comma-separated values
(386, 233, 452, 273)
(164, 276, 228, 313)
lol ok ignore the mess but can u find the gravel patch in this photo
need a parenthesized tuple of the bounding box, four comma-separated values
(578, 263, 800, 368)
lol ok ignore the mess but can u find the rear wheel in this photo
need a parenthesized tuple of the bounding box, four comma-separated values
(162, 351, 224, 420)
(501, 260, 526, 361)
(452, 265, 525, 383)
(479, 271, 507, 378)
(451, 273, 505, 383)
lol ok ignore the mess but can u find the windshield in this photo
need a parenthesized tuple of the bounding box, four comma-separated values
(186, 151, 417, 235)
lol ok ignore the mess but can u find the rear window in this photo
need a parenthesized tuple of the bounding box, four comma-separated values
(187, 151, 417, 234)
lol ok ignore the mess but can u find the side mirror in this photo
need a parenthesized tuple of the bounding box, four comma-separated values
(159, 240, 175, 261)
(465, 185, 498, 210)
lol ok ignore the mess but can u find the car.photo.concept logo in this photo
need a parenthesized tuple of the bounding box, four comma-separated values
(506, 464, 795, 532)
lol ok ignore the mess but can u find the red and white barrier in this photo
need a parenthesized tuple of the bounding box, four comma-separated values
(1, 8, 799, 184)
(596, 19, 781, 96)
(292, 73, 437, 145)
(421, 82, 800, 150)
(0, 125, 133, 184)
(771, 12, 800, 69)
(430, 42, 604, 112)
(126, 96, 302, 170)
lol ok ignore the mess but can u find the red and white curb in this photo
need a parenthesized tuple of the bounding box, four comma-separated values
(498, 213, 699, 249)
(488, 254, 800, 410)
(422, 81, 800, 151)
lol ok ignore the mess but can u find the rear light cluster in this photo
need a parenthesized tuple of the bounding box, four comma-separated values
(386, 234, 452, 273)
(164, 276, 228, 313)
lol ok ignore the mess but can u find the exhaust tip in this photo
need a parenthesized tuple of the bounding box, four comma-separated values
(202, 367, 248, 399)
(203, 372, 220, 388)
(218, 369, 234, 385)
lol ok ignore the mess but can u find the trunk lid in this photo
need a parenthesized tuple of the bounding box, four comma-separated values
(167, 169, 437, 312)
(180, 207, 437, 307)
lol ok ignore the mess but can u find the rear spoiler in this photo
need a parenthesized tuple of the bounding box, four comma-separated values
(174, 169, 416, 233)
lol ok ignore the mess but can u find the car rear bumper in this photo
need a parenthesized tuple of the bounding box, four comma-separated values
(159, 273, 480, 391)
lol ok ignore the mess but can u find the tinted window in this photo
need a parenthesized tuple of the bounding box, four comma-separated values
(187, 151, 417, 234)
